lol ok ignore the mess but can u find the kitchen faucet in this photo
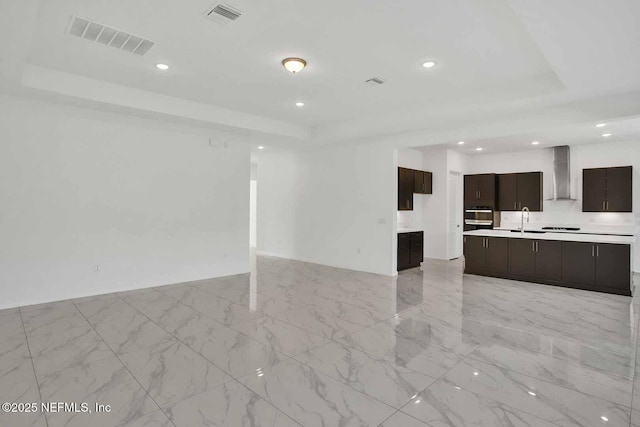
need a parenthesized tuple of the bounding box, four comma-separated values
(521, 207, 530, 234)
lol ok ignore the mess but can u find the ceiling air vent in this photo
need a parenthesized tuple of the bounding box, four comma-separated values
(365, 77, 386, 86)
(67, 16, 155, 56)
(204, 3, 243, 24)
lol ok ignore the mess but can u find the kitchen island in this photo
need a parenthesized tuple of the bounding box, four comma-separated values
(463, 229, 634, 296)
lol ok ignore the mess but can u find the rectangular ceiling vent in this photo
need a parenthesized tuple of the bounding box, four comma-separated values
(66, 16, 155, 56)
(204, 3, 243, 24)
(365, 77, 386, 86)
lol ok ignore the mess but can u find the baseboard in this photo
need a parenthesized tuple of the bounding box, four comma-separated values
(255, 251, 394, 277)
(0, 269, 252, 311)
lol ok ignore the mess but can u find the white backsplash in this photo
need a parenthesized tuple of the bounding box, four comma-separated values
(397, 211, 422, 230)
(500, 200, 636, 234)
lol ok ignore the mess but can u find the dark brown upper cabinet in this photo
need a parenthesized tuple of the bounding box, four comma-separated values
(464, 174, 496, 209)
(583, 166, 632, 212)
(398, 167, 433, 210)
(398, 167, 414, 211)
(414, 170, 433, 194)
(497, 172, 543, 211)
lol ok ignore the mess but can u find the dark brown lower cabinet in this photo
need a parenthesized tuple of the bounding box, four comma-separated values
(508, 239, 563, 281)
(465, 236, 631, 296)
(508, 239, 536, 277)
(563, 241, 630, 293)
(594, 243, 630, 291)
(562, 241, 596, 285)
(486, 237, 508, 274)
(398, 232, 423, 271)
(534, 240, 563, 281)
(463, 236, 486, 272)
(463, 236, 508, 275)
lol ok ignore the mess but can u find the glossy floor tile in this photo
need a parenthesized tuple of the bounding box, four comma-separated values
(1, 256, 638, 426)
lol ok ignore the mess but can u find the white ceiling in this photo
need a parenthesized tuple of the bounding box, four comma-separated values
(2, 0, 640, 146)
(436, 115, 640, 156)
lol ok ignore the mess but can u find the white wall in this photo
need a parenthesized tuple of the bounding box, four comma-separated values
(0, 94, 250, 309)
(257, 143, 396, 275)
(421, 148, 448, 259)
(250, 180, 257, 247)
(466, 141, 640, 271)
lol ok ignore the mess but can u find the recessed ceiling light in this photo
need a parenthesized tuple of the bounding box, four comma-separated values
(595, 123, 606, 127)
(476, 148, 483, 152)
(473, 371, 480, 375)
(602, 133, 612, 137)
(422, 61, 437, 68)
(531, 141, 540, 145)
(258, 146, 264, 150)
(601, 416, 608, 422)
(296, 102, 305, 107)
(527, 391, 537, 396)
(414, 399, 421, 404)
(458, 141, 465, 145)
(282, 57, 307, 74)
(155, 63, 170, 70)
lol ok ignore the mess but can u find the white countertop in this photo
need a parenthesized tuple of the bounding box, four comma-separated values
(463, 229, 634, 245)
(397, 228, 423, 234)
(495, 225, 634, 236)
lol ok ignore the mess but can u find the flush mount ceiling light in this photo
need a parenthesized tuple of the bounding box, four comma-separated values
(595, 123, 606, 127)
(602, 133, 612, 137)
(295, 102, 305, 107)
(156, 63, 170, 70)
(476, 147, 483, 151)
(282, 57, 307, 74)
(457, 141, 465, 145)
(531, 141, 540, 145)
(258, 146, 264, 150)
(422, 61, 437, 68)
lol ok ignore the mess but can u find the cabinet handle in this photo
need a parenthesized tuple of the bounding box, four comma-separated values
(514, 201, 517, 210)
(536, 242, 539, 252)
(606, 201, 609, 211)
(532, 241, 535, 252)
(592, 245, 595, 257)
(486, 238, 489, 248)
(603, 200, 606, 211)
(596, 245, 599, 257)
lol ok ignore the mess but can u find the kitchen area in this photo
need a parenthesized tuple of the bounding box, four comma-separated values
(397, 143, 637, 296)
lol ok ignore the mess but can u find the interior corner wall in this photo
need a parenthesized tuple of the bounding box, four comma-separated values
(0, 94, 251, 309)
(421, 147, 449, 259)
(257, 143, 396, 276)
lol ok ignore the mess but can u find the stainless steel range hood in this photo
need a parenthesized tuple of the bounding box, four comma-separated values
(549, 145, 576, 201)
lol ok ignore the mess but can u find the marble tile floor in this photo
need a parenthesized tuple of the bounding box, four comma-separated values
(1, 256, 640, 426)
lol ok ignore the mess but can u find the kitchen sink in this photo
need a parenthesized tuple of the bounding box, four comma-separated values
(510, 229, 547, 234)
